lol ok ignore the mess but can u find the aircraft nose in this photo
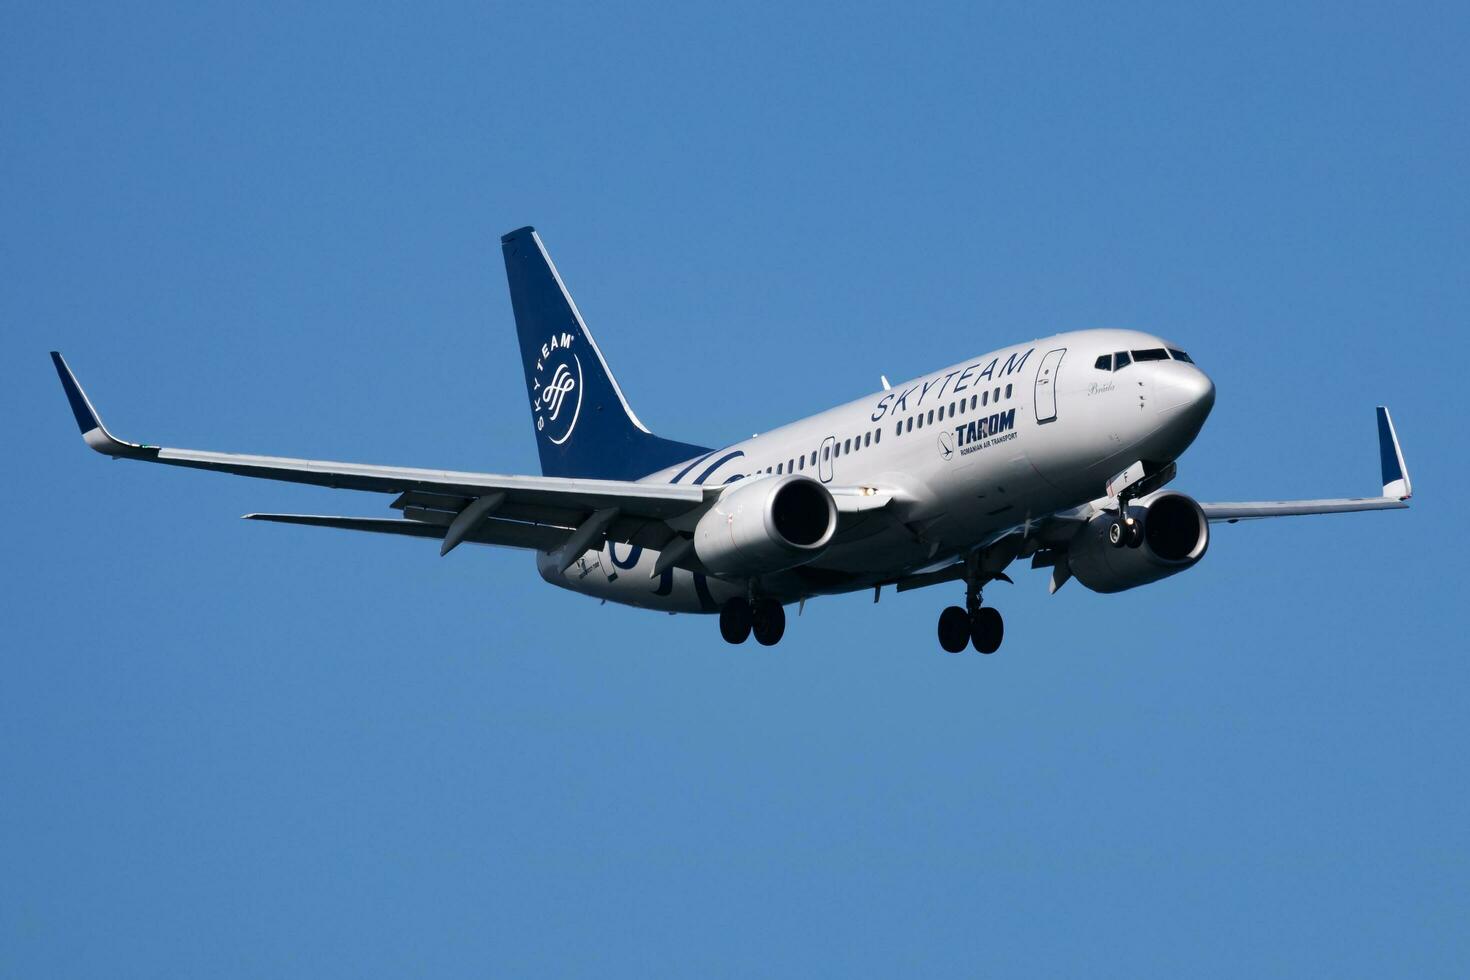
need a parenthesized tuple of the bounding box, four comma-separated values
(1155, 364, 1215, 422)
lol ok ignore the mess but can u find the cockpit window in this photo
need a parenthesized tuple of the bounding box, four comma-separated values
(1168, 348, 1194, 364)
(1095, 354, 1112, 371)
(1132, 348, 1169, 362)
(1114, 351, 1131, 370)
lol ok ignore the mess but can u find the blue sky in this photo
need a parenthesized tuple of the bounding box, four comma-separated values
(3, 2, 1468, 976)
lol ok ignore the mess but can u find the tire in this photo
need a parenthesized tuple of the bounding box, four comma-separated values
(752, 599, 786, 646)
(720, 598, 752, 644)
(971, 606, 1003, 654)
(938, 606, 970, 653)
(1107, 519, 1127, 548)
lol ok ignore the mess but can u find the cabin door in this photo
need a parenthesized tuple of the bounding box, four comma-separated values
(1034, 348, 1067, 424)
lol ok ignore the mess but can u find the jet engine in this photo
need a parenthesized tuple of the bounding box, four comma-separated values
(1067, 491, 1210, 593)
(693, 474, 838, 577)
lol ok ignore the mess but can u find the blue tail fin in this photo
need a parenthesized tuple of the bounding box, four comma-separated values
(500, 227, 710, 481)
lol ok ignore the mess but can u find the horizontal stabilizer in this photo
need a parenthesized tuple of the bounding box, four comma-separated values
(244, 513, 571, 552)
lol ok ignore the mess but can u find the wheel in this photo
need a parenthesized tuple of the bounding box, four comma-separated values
(751, 599, 786, 646)
(1107, 519, 1127, 548)
(937, 606, 970, 653)
(719, 598, 752, 644)
(1126, 518, 1144, 548)
(971, 606, 1003, 654)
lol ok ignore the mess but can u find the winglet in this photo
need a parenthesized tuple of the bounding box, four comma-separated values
(1376, 406, 1411, 500)
(49, 352, 149, 457)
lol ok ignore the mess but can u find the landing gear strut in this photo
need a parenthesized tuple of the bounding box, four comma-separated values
(720, 596, 785, 646)
(1108, 484, 1144, 549)
(936, 577, 1004, 654)
(1105, 460, 1175, 549)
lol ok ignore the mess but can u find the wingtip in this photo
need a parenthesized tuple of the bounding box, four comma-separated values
(1376, 405, 1412, 500)
(50, 350, 104, 437)
(50, 352, 150, 457)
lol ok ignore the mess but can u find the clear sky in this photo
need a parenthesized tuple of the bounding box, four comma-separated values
(3, 2, 1468, 976)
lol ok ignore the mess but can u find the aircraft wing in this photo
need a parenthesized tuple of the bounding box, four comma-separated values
(1197, 407, 1412, 522)
(909, 406, 1413, 597)
(52, 352, 711, 559)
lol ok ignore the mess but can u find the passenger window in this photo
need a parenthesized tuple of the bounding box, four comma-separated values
(844, 438, 851, 453)
(927, 410, 934, 424)
(798, 456, 804, 470)
(1095, 354, 1112, 371)
(788, 459, 794, 471)
(917, 414, 924, 429)
(1168, 348, 1194, 364)
(811, 451, 817, 465)
(1133, 348, 1169, 362)
(823, 445, 830, 461)
(777, 463, 783, 474)
(982, 391, 989, 406)
(938, 405, 945, 421)
(993, 387, 1000, 402)
(970, 394, 978, 410)
(1005, 384, 1012, 399)
(906, 417, 913, 432)
(864, 432, 871, 447)
(1114, 351, 1131, 370)
(895, 421, 902, 436)
(874, 428, 881, 444)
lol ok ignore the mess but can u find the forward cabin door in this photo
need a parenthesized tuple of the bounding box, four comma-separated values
(1034, 347, 1067, 424)
(818, 436, 836, 483)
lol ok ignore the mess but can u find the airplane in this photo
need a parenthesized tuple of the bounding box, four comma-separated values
(50, 226, 1413, 653)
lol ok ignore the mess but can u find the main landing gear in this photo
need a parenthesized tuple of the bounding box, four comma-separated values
(937, 578, 1004, 654)
(719, 597, 786, 646)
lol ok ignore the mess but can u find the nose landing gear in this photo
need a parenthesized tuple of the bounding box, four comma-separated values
(1107, 516, 1143, 549)
(936, 577, 1004, 654)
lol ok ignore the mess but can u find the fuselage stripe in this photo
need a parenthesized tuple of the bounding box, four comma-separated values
(692, 450, 745, 486)
(670, 450, 720, 484)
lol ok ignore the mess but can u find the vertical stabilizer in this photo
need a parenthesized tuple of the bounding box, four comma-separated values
(500, 227, 710, 481)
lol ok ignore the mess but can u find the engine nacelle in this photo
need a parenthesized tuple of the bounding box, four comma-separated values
(1067, 491, 1210, 594)
(693, 474, 838, 577)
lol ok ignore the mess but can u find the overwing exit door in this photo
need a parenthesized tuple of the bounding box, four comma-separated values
(1034, 347, 1066, 424)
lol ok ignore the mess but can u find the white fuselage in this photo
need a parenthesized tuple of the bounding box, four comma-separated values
(538, 328, 1216, 612)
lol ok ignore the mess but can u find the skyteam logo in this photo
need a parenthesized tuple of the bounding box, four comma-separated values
(532, 331, 582, 445)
